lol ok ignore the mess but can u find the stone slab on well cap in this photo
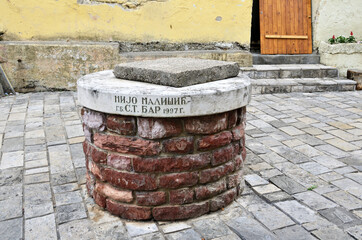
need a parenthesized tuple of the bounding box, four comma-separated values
(113, 58, 240, 87)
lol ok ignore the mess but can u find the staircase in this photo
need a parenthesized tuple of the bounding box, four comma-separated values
(242, 54, 357, 94)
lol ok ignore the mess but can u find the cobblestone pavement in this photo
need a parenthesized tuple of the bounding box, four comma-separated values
(0, 91, 361, 240)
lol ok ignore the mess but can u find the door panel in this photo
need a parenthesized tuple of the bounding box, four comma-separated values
(260, 0, 312, 54)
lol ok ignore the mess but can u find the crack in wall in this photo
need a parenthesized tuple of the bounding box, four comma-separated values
(78, 0, 168, 9)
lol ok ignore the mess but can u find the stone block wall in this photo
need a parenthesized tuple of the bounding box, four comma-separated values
(82, 107, 247, 221)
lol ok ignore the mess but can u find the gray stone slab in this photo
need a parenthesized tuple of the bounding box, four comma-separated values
(55, 190, 83, 206)
(0, 217, 23, 240)
(51, 171, 77, 185)
(0, 151, 24, 169)
(93, 222, 130, 240)
(271, 146, 309, 164)
(247, 203, 295, 230)
(192, 217, 233, 239)
(24, 172, 50, 184)
(48, 144, 74, 174)
(225, 216, 278, 240)
(53, 182, 79, 194)
(312, 155, 346, 169)
(125, 222, 159, 238)
(274, 225, 317, 240)
(56, 202, 87, 224)
(58, 219, 95, 240)
(299, 162, 331, 175)
(293, 191, 337, 210)
(1, 137, 24, 152)
(323, 190, 362, 210)
(270, 175, 306, 195)
(160, 223, 191, 234)
(133, 232, 165, 240)
(346, 172, 362, 184)
(25, 214, 57, 240)
(275, 200, 318, 224)
(0, 197, 23, 221)
(346, 225, 362, 240)
(114, 58, 240, 87)
(312, 226, 354, 240)
(0, 168, 23, 186)
(165, 229, 203, 240)
(263, 191, 293, 202)
(319, 207, 362, 229)
(70, 143, 86, 168)
(244, 174, 269, 186)
(331, 178, 362, 199)
(0, 183, 22, 201)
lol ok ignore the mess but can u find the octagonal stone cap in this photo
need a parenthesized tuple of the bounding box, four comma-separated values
(113, 58, 240, 87)
(77, 70, 251, 117)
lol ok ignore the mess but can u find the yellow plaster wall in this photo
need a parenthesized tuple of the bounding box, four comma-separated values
(0, 0, 253, 45)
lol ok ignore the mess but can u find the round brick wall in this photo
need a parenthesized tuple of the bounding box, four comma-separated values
(82, 106, 247, 221)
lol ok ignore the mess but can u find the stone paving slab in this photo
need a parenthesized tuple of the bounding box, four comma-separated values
(0, 91, 361, 239)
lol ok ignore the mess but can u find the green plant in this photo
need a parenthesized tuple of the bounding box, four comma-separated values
(328, 31, 357, 44)
(328, 35, 336, 44)
(347, 31, 357, 43)
(307, 185, 318, 191)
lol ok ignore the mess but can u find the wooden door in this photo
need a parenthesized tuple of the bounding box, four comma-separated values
(259, 0, 312, 54)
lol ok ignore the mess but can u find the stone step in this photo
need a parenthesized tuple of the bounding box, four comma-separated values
(252, 53, 320, 65)
(241, 64, 339, 79)
(251, 78, 356, 95)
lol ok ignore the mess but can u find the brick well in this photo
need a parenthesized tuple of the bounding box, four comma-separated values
(82, 106, 247, 221)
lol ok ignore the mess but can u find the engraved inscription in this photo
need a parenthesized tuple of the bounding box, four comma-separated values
(114, 95, 191, 115)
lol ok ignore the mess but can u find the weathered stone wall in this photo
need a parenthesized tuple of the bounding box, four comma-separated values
(0, 42, 252, 92)
(319, 42, 362, 77)
(82, 107, 246, 220)
(312, 0, 362, 50)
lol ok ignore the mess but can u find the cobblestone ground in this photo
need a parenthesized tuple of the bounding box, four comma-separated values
(0, 91, 361, 240)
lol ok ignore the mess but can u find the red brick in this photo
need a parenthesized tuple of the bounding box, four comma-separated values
(88, 160, 104, 181)
(235, 155, 243, 170)
(212, 145, 234, 166)
(83, 141, 90, 156)
(103, 168, 157, 190)
(242, 146, 247, 162)
(83, 124, 92, 142)
(136, 191, 167, 206)
(107, 153, 133, 171)
(159, 172, 198, 189)
(81, 108, 106, 131)
(227, 170, 243, 189)
(106, 115, 136, 135)
(95, 182, 133, 203)
(195, 179, 227, 200)
(233, 142, 241, 155)
(200, 162, 235, 184)
(228, 110, 238, 128)
(232, 125, 245, 141)
(162, 137, 194, 154)
(153, 202, 209, 221)
(197, 131, 232, 151)
(184, 113, 228, 134)
(133, 153, 210, 173)
(106, 199, 151, 220)
(91, 145, 107, 164)
(137, 118, 183, 139)
(210, 188, 237, 212)
(86, 171, 95, 197)
(93, 190, 106, 208)
(94, 133, 160, 156)
(169, 188, 194, 205)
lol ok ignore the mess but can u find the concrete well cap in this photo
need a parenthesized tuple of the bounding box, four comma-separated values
(113, 58, 240, 87)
